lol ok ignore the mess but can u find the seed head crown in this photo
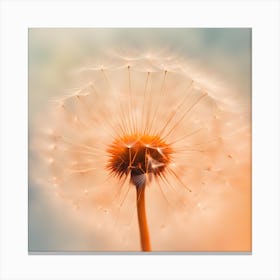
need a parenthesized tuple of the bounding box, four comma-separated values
(107, 134, 172, 188)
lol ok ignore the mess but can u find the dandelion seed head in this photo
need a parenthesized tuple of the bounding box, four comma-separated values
(30, 51, 251, 250)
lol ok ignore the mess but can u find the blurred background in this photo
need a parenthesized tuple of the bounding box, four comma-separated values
(28, 28, 251, 252)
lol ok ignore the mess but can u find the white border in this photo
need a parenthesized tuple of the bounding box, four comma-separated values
(1, 1, 279, 280)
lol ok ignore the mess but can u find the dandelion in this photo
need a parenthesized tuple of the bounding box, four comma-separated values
(31, 52, 251, 251)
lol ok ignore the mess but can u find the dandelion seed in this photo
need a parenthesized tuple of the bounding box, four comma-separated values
(31, 52, 251, 251)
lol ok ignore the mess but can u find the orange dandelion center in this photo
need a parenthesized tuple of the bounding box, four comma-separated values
(107, 134, 173, 188)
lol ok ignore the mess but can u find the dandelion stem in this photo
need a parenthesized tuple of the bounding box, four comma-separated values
(136, 185, 151, 251)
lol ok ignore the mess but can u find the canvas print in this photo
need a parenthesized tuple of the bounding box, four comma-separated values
(29, 28, 251, 252)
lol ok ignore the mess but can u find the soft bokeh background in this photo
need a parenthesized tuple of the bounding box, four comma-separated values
(28, 28, 251, 252)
